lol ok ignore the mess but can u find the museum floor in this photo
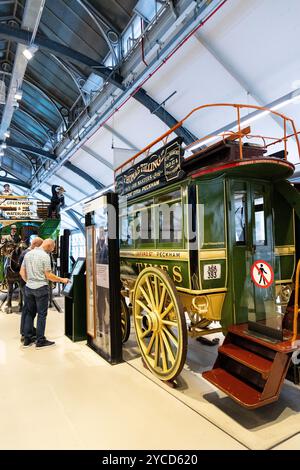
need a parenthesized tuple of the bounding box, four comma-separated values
(0, 303, 300, 450)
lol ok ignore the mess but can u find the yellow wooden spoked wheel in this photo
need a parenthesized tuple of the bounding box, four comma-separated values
(120, 296, 131, 344)
(133, 267, 187, 382)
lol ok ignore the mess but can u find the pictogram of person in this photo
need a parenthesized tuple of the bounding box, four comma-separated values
(259, 263, 268, 285)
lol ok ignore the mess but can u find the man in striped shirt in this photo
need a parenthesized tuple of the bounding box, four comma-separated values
(20, 238, 70, 349)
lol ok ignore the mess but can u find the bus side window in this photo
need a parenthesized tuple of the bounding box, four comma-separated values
(120, 213, 134, 247)
(234, 191, 247, 245)
(134, 200, 154, 246)
(254, 194, 266, 246)
(157, 190, 182, 245)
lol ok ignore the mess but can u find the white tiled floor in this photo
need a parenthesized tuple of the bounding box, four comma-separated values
(1, 304, 299, 450)
(0, 305, 245, 450)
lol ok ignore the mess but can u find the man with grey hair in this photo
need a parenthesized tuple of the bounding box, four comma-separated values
(20, 238, 70, 348)
(19, 236, 44, 341)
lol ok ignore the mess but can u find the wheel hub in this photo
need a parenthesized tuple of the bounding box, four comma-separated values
(143, 309, 161, 333)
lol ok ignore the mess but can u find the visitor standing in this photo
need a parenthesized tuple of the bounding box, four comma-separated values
(19, 236, 43, 341)
(20, 238, 70, 348)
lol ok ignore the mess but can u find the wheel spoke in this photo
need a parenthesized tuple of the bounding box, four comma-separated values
(146, 276, 156, 310)
(161, 328, 175, 363)
(158, 285, 167, 314)
(154, 275, 160, 309)
(163, 326, 178, 348)
(136, 299, 153, 316)
(140, 328, 151, 339)
(159, 333, 168, 371)
(146, 331, 156, 355)
(138, 285, 152, 309)
(160, 301, 174, 320)
(154, 333, 160, 368)
(162, 319, 178, 327)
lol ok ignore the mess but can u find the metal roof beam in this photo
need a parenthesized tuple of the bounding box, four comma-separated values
(53, 173, 90, 196)
(0, 23, 124, 89)
(134, 88, 197, 144)
(76, 0, 118, 64)
(80, 0, 121, 34)
(6, 139, 105, 189)
(81, 145, 114, 170)
(66, 210, 85, 234)
(64, 161, 104, 190)
(6, 139, 56, 160)
(0, 0, 46, 140)
(0, 175, 30, 189)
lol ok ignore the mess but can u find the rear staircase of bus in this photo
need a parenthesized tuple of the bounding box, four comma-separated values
(202, 322, 300, 409)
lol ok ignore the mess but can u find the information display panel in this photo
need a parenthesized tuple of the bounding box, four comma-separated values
(84, 192, 122, 364)
(62, 257, 85, 297)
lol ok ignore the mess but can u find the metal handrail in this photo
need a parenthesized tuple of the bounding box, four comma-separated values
(292, 259, 300, 342)
(114, 103, 300, 175)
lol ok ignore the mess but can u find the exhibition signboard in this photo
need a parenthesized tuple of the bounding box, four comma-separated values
(84, 192, 122, 364)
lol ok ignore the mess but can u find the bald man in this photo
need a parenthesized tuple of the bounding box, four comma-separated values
(19, 237, 44, 340)
(20, 238, 70, 348)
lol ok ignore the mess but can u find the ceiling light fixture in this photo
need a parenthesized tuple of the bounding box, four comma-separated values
(22, 44, 38, 61)
(14, 88, 23, 101)
(4, 130, 10, 138)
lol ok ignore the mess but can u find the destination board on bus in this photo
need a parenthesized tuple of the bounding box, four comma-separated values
(115, 137, 185, 199)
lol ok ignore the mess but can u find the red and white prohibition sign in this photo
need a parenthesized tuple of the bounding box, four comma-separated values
(250, 260, 274, 289)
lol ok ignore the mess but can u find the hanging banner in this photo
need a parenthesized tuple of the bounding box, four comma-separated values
(115, 137, 185, 199)
(0, 197, 39, 219)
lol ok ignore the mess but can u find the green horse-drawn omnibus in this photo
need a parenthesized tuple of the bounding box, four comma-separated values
(116, 104, 300, 409)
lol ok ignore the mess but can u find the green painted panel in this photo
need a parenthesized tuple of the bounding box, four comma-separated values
(275, 180, 300, 220)
(120, 258, 189, 289)
(38, 219, 60, 240)
(197, 178, 225, 248)
(273, 189, 294, 246)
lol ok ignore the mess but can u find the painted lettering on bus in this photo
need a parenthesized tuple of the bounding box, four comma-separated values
(135, 262, 182, 284)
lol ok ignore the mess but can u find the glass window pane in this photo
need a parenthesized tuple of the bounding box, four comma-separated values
(254, 195, 266, 245)
(134, 200, 153, 245)
(159, 201, 182, 243)
(234, 192, 247, 245)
